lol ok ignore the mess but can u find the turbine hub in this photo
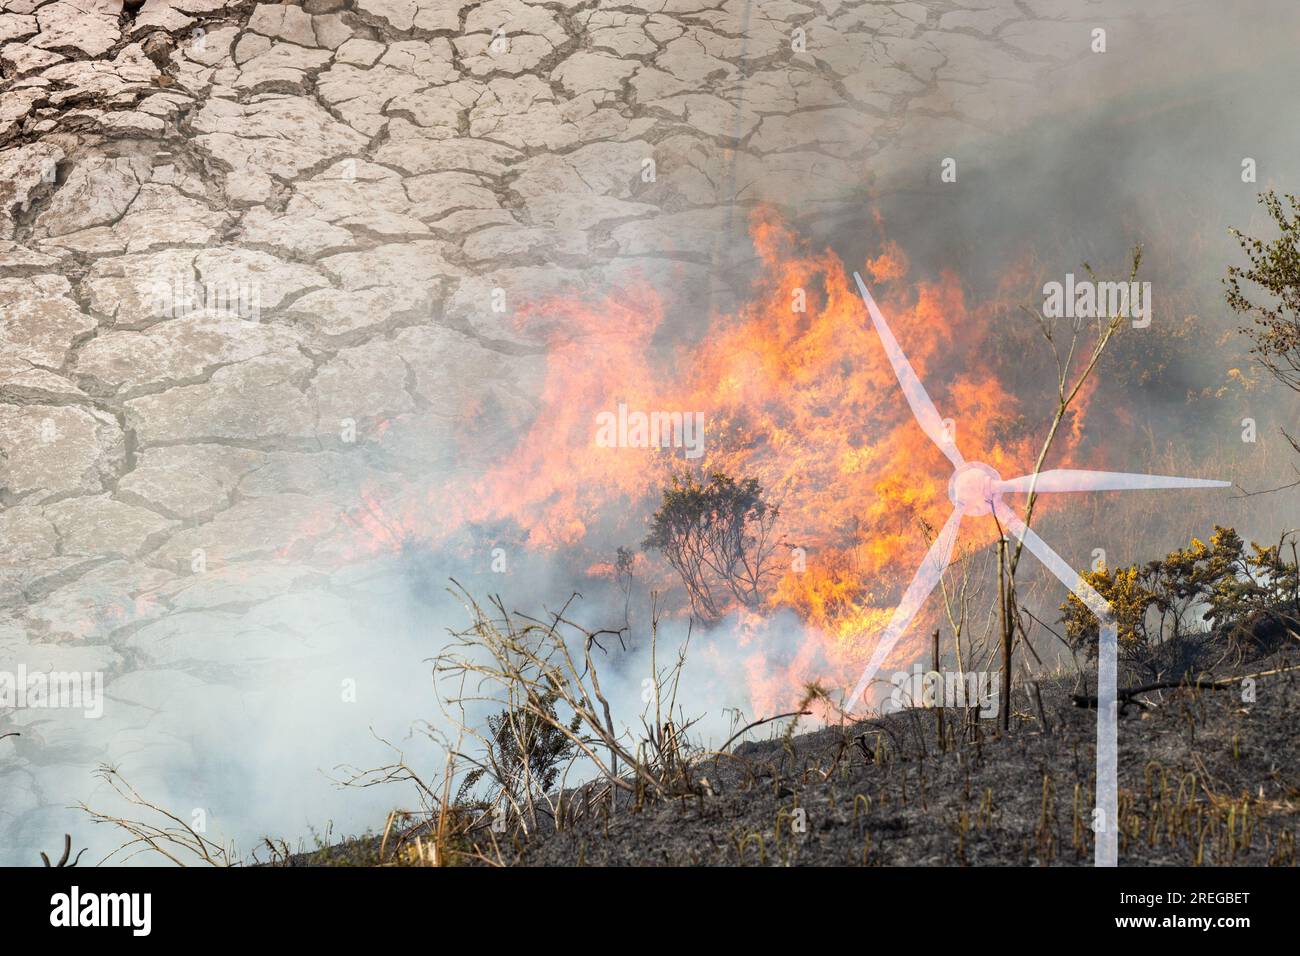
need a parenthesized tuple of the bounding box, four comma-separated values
(948, 461, 1000, 516)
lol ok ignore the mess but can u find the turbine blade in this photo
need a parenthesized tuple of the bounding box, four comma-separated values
(846, 507, 963, 711)
(853, 272, 965, 469)
(991, 499, 1112, 619)
(995, 469, 1231, 495)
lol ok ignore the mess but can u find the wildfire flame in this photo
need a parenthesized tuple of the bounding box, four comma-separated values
(336, 208, 1099, 714)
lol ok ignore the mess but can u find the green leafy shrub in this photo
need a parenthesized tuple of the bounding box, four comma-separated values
(1226, 190, 1300, 452)
(459, 689, 579, 805)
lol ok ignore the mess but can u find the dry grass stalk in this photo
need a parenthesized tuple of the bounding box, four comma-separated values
(79, 765, 234, 866)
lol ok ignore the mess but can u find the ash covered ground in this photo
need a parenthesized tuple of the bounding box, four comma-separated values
(298, 618, 1300, 867)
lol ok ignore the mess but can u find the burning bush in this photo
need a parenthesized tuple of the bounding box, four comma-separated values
(1061, 527, 1300, 678)
(642, 471, 781, 622)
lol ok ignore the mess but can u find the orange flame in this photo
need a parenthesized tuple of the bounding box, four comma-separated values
(342, 208, 1099, 714)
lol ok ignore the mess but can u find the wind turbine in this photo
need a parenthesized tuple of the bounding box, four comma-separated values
(848, 271, 1230, 866)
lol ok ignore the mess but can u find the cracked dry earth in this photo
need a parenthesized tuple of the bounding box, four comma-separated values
(0, 0, 1296, 863)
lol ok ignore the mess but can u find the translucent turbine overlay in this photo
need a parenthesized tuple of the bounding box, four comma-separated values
(848, 272, 1231, 866)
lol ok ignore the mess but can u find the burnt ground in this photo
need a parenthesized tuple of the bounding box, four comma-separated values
(297, 617, 1300, 867)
